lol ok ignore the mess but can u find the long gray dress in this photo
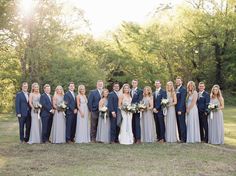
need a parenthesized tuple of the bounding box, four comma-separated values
(75, 95, 90, 143)
(186, 91, 201, 143)
(140, 96, 156, 143)
(208, 98, 224, 144)
(28, 94, 42, 144)
(165, 93, 178, 143)
(50, 96, 66, 144)
(96, 99, 110, 143)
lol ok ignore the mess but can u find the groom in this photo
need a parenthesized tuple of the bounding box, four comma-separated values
(40, 84, 54, 143)
(108, 82, 120, 144)
(131, 79, 143, 144)
(15, 82, 31, 143)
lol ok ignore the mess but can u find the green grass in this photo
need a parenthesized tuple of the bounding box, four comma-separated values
(0, 107, 236, 176)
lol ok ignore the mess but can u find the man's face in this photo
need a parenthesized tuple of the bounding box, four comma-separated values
(176, 79, 182, 86)
(97, 81, 104, 90)
(198, 84, 205, 92)
(22, 84, 28, 92)
(113, 84, 120, 92)
(45, 86, 51, 94)
(132, 81, 138, 88)
(155, 82, 161, 89)
(69, 84, 75, 91)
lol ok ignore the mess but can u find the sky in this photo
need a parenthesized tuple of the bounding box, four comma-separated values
(73, 0, 184, 37)
(19, 0, 184, 37)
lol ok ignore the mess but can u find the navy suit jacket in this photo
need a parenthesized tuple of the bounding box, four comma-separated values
(176, 86, 187, 113)
(15, 91, 30, 117)
(64, 91, 77, 115)
(88, 89, 101, 112)
(197, 91, 210, 113)
(131, 88, 143, 104)
(40, 93, 53, 117)
(153, 88, 167, 111)
(108, 91, 119, 113)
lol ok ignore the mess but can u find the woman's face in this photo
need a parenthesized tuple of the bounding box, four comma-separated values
(57, 87, 62, 95)
(34, 85, 39, 93)
(103, 90, 109, 97)
(188, 84, 193, 91)
(144, 88, 148, 96)
(213, 87, 219, 95)
(123, 85, 130, 94)
(167, 83, 172, 91)
(80, 87, 85, 94)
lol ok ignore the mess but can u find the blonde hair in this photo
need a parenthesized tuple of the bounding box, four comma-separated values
(143, 86, 152, 97)
(187, 81, 196, 93)
(54, 85, 64, 96)
(210, 85, 223, 100)
(101, 88, 109, 98)
(166, 81, 175, 97)
(31, 82, 40, 93)
(78, 85, 86, 95)
(121, 83, 130, 94)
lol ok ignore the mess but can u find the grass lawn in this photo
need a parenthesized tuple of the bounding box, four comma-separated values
(0, 107, 236, 176)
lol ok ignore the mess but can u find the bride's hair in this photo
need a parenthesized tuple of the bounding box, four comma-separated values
(119, 83, 130, 94)
(143, 86, 152, 97)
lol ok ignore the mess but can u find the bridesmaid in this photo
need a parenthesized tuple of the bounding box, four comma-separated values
(51, 86, 66, 144)
(96, 89, 111, 143)
(208, 85, 224, 144)
(165, 81, 178, 143)
(75, 85, 90, 143)
(186, 81, 201, 143)
(28, 83, 42, 144)
(140, 86, 156, 143)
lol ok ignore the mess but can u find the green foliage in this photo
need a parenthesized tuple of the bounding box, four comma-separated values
(0, 0, 236, 112)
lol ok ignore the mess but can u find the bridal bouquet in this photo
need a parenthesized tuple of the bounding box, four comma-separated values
(137, 101, 147, 112)
(122, 103, 137, 113)
(208, 103, 218, 119)
(161, 98, 169, 116)
(57, 101, 67, 116)
(99, 106, 108, 123)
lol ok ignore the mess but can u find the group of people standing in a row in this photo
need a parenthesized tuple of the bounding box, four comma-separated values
(15, 77, 224, 145)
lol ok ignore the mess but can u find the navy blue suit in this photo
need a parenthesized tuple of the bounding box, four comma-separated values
(197, 91, 210, 142)
(175, 85, 187, 142)
(131, 88, 143, 141)
(88, 89, 101, 141)
(40, 93, 53, 142)
(108, 91, 119, 142)
(64, 91, 77, 142)
(15, 91, 31, 142)
(153, 88, 167, 141)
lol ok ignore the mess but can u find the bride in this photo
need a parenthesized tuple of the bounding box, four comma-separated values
(118, 84, 134, 145)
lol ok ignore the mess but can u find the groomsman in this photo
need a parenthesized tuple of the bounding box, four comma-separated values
(108, 82, 120, 144)
(131, 79, 143, 144)
(40, 84, 54, 143)
(197, 82, 210, 143)
(64, 82, 77, 143)
(15, 82, 31, 143)
(88, 80, 103, 142)
(175, 77, 187, 143)
(153, 80, 167, 143)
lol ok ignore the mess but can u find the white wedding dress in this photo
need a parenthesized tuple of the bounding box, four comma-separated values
(118, 96, 134, 145)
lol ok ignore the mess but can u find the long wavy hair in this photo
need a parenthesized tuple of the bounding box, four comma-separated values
(143, 86, 152, 97)
(31, 82, 40, 93)
(166, 81, 175, 98)
(210, 85, 223, 101)
(54, 85, 64, 96)
(119, 83, 130, 95)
